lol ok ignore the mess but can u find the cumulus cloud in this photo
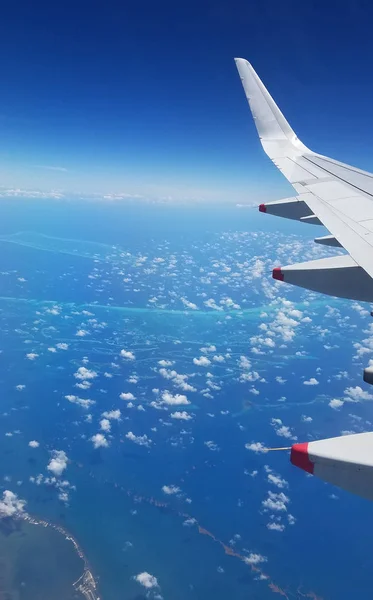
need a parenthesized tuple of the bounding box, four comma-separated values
(28, 440, 39, 448)
(100, 418, 111, 432)
(56, 343, 69, 350)
(161, 391, 190, 406)
(120, 392, 135, 401)
(267, 522, 285, 532)
(344, 386, 373, 402)
(91, 433, 109, 449)
(74, 367, 97, 380)
(303, 377, 319, 386)
(193, 356, 211, 367)
(244, 553, 267, 565)
(271, 418, 297, 440)
(245, 442, 268, 454)
(329, 399, 344, 409)
(26, 353, 39, 360)
(120, 349, 135, 360)
(102, 409, 121, 420)
(262, 491, 290, 512)
(47, 450, 68, 477)
(0, 490, 26, 518)
(65, 395, 95, 409)
(134, 572, 159, 589)
(170, 411, 192, 420)
(126, 432, 151, 447)
(158, 359, 174, 367)
(162, 485, 180, 495)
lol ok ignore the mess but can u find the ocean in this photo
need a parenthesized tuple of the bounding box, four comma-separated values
(0, 199, 372, 600)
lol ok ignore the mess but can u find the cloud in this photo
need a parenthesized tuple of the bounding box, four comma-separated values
(344, 386, 373, 402)
(158, 360, 174, 367)
(162, 485, 180, 495)
(28, 440, 39, 448)
(126, 432, 151, 447)
(56, 343, 69, 350)
(303, 377, 319, 386)
(329, 398, 344, 410)
(0, 490, 26, 518)
(134, 572, 159, 589)
(91, 433, 109, 449)
(65, 395, 95, 409)
(100, 418, 111, 432)
(244, 553, 267, 565)
(170, 411, 192, 420)
(74, 367, 97, 381)
(120, 349, 135, 360)
(102, 409, 121, 420)
(47, 450, 68, 477)
(262, 491, 290, 512)
(204, 440, 219, 451)
(180, 298, 198, 310)
(34, 165, 68, 172)
(193, 356, 211, 367)
(161, 391, 190, 406)
(267, 522, 285, 532)
(245, 442, 268, 454)
(120, 392, 135, 401)
(271, 418, 297, 440)
(26, 353, 39, 360)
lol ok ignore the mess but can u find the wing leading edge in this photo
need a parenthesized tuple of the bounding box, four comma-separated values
(235, 58, 373, 501)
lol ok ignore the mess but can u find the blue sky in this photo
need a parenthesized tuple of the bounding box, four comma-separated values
(1, 0, 373, 202)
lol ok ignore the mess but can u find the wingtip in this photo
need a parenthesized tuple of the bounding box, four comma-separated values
(291, 442, 314, 474)
(272, 267, 284, 282)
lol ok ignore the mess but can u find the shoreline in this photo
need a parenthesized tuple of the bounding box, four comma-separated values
(19, 513, 101, 600)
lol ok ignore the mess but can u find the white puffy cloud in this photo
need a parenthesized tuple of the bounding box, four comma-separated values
(120, 392, 135, 401)
(344, 386, 373, 402)
(180, 297, 198, 310)
(120, 349, 135, 360)
(74, 367, 97, 380)
(28, 440, 39, 448)
(47, 450, 68, 477)
(158, 359, 174, 367)
(329, 399, 344, 410)
(134, 572, 159, 589)
(193, 356, 211, 367)
(267, 473, 288, 489)
(91, 433, 109, 449)
(15, 384, 25, 391)
(26, 353, 39, 360)
(65, 395, 95, 409)
(100, 418, 111, 432)
(102, 409, 121, 420)
(56, 343, 69, 350)
(162, 485, 180, 495)
(245, 442, 268, 454)
(244, 553, 267, 565)
(159, 368, 196, 392)
(161, 391, 190, 406)
(303, 377, 319, 386)
(262, 491, 290, 512)
(126, 432, 151, 447)
(170, 411, 192, 420)
(271, 418, 297, 440)
(76, 329, 89, 337)
(267, 522, 285, 532)
(204, 440, 219, 451)
(0, 490, 26, 518)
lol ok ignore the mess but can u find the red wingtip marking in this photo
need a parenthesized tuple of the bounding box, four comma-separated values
(272, 267, 284, 281)
(258, 203, 267, 213)
(291, 442, 314, 474)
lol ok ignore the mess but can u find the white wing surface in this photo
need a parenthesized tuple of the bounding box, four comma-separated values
(235, 58, 373, 501)
(235, 58, 373, 289)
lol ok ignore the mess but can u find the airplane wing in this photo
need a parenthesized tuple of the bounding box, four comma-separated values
(235, 58, 373, 501)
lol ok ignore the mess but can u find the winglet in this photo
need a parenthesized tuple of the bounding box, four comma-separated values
(234, 58, 309, 158)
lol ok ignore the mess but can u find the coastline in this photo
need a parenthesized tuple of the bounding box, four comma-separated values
(19, 513, 101, 600)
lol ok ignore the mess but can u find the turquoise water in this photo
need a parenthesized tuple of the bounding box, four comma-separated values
(0, 201, 372, 599)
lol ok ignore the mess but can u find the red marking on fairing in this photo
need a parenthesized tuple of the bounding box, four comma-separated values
(259, 203, 267, 213)
(291, 442, 314, 474)
(272, 267, 284, 281)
